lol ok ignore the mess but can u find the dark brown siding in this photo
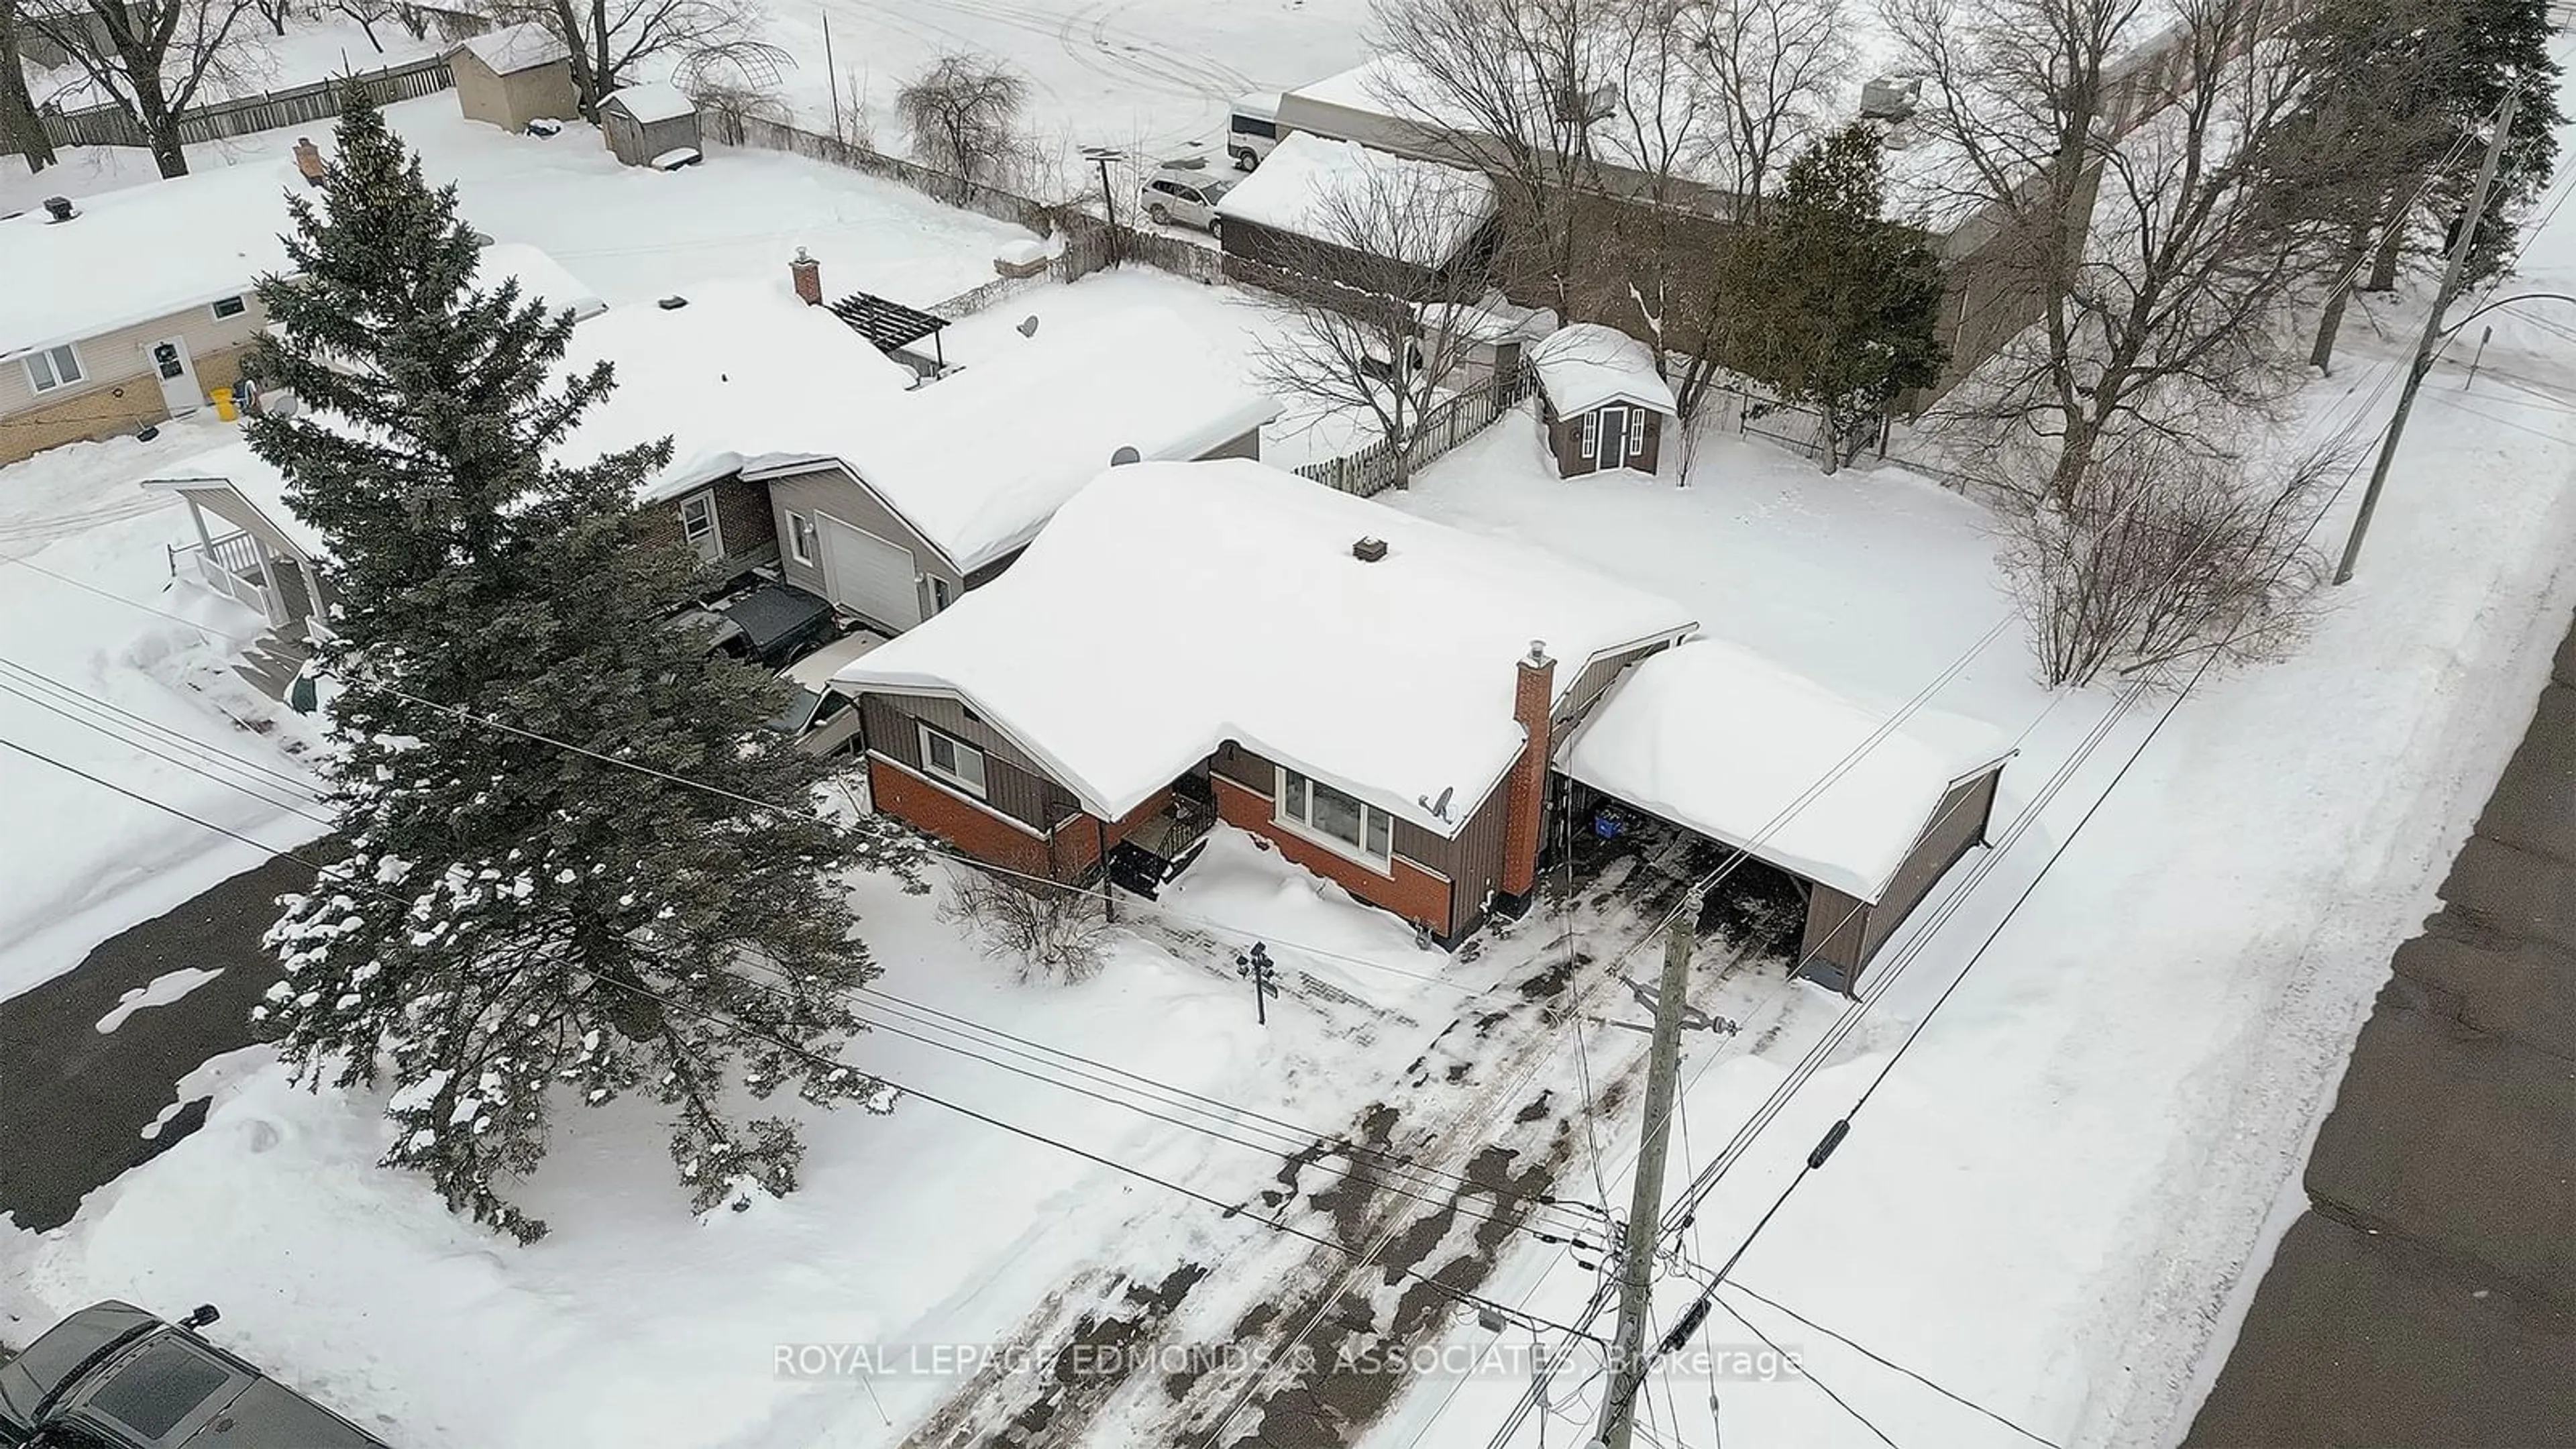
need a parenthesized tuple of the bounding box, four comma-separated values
(1556, 638, 1679, 733)
(1801, 884, 1872, 986)
(859, 691, 1079, 831)
(1857, 765, 2001, 964)
(1198, 425, 1263, 462)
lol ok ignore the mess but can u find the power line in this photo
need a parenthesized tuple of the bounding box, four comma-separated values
(0, 645, 1604, 1238)
(1717, 1279, 2063, 1449)
(0, 727, 1608, 1346)
(1705, 1293, 1900, 1449)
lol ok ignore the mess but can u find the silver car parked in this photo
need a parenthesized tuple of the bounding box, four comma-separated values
(1139, 164, 1234, 237)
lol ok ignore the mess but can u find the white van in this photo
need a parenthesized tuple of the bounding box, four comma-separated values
(1226, 91, 1284, 170)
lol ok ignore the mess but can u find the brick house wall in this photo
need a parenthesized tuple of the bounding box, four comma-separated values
(1211, 772, 1455, 935)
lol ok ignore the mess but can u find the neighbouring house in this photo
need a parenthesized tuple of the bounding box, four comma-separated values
(1214, 132, 1501, 303)
(746, 305, 1280, 635)
(835, 458, 1701, 943)
(600, 83, 702, 168)
(1529, 324, 1676, 478)
(1558, 639, 2010, 992)
(446, 21, 580, 132)
(550, 275, 916, 584)
(0, 164, 297, 466)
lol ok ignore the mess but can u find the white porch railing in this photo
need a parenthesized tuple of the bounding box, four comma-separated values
(173, 530, 276, 620)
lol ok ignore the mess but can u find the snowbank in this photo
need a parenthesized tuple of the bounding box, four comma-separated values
(1528, 323, 1676, 417)
(1559, 639, 2009, 901)
(1214, 133, 1496, 267)
(838, 458, 1699, 835)
(761, 305, 1280, 573)
(0, 162, 298, 356)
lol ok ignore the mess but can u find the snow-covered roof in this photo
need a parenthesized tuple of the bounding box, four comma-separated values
(451, 20, 568, 76)
(558, 278, 914, 505)
(1530, 324, 1676, 416)
(140, 439, 325, 560)
(0, 162, 297, 358)
(1558, 640, 2010, 902)
(1214, 133, 1497, 267)
(472, 243, 605, 323)
(751, 305, 1281, 574)
(837, 459, 1699, 837)
(604, 83, 696, 125)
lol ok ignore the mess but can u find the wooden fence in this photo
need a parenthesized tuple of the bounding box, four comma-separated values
(1294, 362, 1533, 498)
(38, 54, 454, 150)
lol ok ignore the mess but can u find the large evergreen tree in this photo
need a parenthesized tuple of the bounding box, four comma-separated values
(247, 86, 918, 1242)
(1721, 125, 1946, 474)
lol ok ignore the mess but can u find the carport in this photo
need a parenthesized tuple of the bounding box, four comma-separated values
(1558, 640, 2010, 994)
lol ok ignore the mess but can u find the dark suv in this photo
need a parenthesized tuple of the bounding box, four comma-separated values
(0, 1302, 387, 1448)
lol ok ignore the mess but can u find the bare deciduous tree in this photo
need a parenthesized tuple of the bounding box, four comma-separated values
(1999, 427, 2334, 686)
(1892, 0, 2334, 512)
(938, 867, 1112, 984)
(486, 0, 783, 121)
(249, 0, 286, 34)
(894, 52, 1028, 186)
(1244, 155, 1502, 492)
(1680, 0, 1853, 215)
(0, 0, 59, 172)
(27, 0, 264, 176)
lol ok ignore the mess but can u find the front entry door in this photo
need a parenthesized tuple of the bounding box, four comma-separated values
(1597, 405, 1627, 471)
(149, 337, 201, 415)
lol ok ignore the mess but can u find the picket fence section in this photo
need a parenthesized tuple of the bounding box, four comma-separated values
(38, 55, 455, 151)
(1294, 362, 1533, 498)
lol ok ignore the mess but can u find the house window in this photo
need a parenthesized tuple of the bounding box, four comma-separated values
(1579, 409, 1599, 460)
(787, 511, 818, 567)
(678, 492, 716, 543)
(1630, 413, 1648, 458)
(211, 295, 248, 320)
(919, 723, 988, 798)
(930, 576, 953, 612)
(1275, 767, 1393, 867)
(24, 343, 82, 393)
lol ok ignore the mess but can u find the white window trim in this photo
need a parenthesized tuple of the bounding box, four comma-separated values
(24, 342, 83, 394)
(918, 722, 989, 799)
(786, 510, 818, 567)
(1629, 410, 1648, 460)
(1271, 765, 1395, 875)
(678, 490, 718, 542)
(1578, 409, 1598, 459)
(211, 294, 248, 320)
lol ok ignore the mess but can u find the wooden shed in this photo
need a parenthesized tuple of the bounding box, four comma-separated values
(1529, 323, 1677, 478)
(446, 22, 578, 132)
(600, 83, 702, 168)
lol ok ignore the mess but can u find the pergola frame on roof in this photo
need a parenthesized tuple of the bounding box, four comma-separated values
(826, 290, 949, 370)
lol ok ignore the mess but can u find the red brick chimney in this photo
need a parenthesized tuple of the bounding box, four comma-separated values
(790, 247, 822, 307)
(1501, 641, 1555, 898)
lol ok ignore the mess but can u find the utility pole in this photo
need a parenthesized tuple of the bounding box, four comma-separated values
(2334, 90, 2518, 586)
(1080, 145, 1126, 266)
(822, 10, 840, 143)
(1596, 921, 1696, 1449)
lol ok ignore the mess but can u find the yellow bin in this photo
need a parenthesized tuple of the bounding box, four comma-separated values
(210, 386, 239, 422)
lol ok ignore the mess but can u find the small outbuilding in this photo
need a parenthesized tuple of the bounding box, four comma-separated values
(600, 83, 702, 168)
(447, 21, 578, 133)
(1529, 323, 1677, 478)
(1558, 639, 2011, 994)
(1215, 133, 1500, 301)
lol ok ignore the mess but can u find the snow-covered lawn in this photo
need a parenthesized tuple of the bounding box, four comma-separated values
(0, 415, 323, 1001)
(2, 95, 1030, 309)
(1355, 156, 2576, 1449)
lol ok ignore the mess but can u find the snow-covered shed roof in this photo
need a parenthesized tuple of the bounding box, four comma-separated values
(140, 439, 324, 559)
(750, 305, 1281, 575)
(472, 243, 605, 323)
(1214, 133, 1497, 268)
(0, 162, 297, 359)
(603, 83, 696, 125)
(1558, 640, 2010, 902)
(451, 20, 568, 76)
(1530, 324, 1676, 417)
(559, 278, 914, 505)
(836, 459, 1699, 837)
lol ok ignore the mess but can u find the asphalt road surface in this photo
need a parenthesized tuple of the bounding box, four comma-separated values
(0, 856, 313, 1232)
(2188, 612, 2576, 1447)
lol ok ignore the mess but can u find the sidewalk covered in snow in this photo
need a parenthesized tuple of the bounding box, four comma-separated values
(1558, 639, 2011, 990)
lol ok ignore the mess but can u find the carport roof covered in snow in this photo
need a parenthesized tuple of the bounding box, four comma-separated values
(1558, 639, 2010, 903)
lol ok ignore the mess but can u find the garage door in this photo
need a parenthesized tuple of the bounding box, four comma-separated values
(818, 515, 920, 630)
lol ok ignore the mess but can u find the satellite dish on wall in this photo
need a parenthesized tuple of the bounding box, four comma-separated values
(1110, 445, 1142, 466)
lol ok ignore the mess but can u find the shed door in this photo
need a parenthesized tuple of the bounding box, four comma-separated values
(818, 514, 920, 630)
